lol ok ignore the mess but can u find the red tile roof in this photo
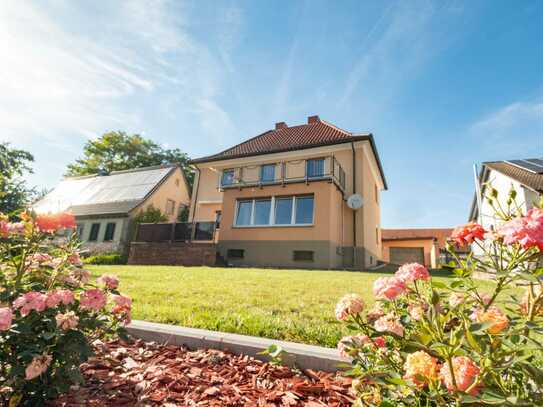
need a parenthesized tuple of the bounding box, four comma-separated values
(382, 228, 454, 249)
(190, 116, 388, 188)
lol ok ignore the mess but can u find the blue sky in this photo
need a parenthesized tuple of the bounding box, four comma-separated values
(2, 0, 543, 228)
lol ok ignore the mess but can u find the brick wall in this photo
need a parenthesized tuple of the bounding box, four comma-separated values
(128, 242, 216, 266)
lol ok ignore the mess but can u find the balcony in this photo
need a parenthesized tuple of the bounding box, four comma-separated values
(219, 156, 346, 192)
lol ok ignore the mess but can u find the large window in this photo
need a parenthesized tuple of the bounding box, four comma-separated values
(235, 195, 314, 227)
(260, 164, 275, 183)
(89, 223, 100, 241)
(307, 158, 325, 178)
(104, 222, 116, 241)
(221, 169, 235, 186)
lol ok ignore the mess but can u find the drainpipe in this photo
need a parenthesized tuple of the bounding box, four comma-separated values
(351, 142, 357, 268)
(190, 167, 201, 241)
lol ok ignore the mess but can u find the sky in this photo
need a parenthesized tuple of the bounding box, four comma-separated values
(2, 0, 543, 228)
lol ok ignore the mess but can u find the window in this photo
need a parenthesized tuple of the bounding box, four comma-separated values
(104, 222, 116, 241)
(166, 199, 175, 216)
(254, 199, 271, 225)
(76, 224, 84, 239)
(293, 250, 314, 262)
(307, 158, 325, 178)
(236, 201, 252, 226)
(235, 195, 314, 227)
(215, 210, 222, 229)
(227, 249, 244, 259)
(260, 164, 275, 183)
(221, 169, 235, 186)
(89, 223, 100, 241)
(295, 196, 314, 224)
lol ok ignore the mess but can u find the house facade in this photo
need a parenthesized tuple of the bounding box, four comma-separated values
(189, 116, 387, 270)
(33, 165, 191, 254)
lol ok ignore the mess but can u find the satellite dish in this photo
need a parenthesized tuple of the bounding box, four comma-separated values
(347, 194, 363, 210)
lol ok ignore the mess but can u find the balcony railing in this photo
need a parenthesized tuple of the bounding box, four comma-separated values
(219, 156, 346, 192)
(134, 221, 216, 243)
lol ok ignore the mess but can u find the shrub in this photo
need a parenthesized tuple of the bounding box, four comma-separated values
(83, 253, 128, 265)
(0, 211, 131, 405)
(336, 190, 543, 406)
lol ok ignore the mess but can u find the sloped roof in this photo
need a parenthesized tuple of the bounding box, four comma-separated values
(190, 117, 387, 189)
(382, 228, 453, 249)
(33, 165, 176, 216)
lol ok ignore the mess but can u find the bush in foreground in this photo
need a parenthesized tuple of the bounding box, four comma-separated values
(0, 212, 131, 405)
(337, 191, 543, 406)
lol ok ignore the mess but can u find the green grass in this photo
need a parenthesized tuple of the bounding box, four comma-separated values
(88, 265, 511, 348)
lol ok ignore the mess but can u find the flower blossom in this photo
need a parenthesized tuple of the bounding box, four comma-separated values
(0, 307, 13, 331)
(97, 274, 119, 290)
(408, 303, 427, 321)
(13, 292, 48, 317)
(451, 223, 485, 246)
(335, 294, 364, 321)
(0, 217, 8, 237)
(448, 293, 465, 309)
(470, 306, 509, 334)
(46, 289, 75, 308)
(7, 222, 26, 235)
(29, 252, 53, 264)
(395, 263, 430, 285)
(25, 354, 52, 380)
(403, 351, 439, 387)
(374, 313, 404, 337)
(373, 277, 406, 300)
(80, 289, 107, 311)
(112, 294, 132, 325)
(67, 253, 83, 266)
(35, 212, 76, 233)
(366, 302, 386, 321)
(55, 311, 79, 331)
(497, 208, 543, 250)
(64, 268, 91, 286)
(337, 335, 371, 358)
(439, 356, 480, 395)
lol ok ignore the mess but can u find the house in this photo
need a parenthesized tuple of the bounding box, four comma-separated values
(469, 158, 543, 228)
(33, 165, 191, 254)
(188, 115, 387, 270)
(381, 228, 455, 269)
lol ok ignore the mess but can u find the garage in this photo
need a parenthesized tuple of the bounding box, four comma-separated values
(389, 247, 425, 265)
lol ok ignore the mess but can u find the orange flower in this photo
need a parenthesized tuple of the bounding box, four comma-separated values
(35, 212, 76, 233)
(471, 306, 509, 334)
(440, 356, 480, 395)
(403, 351, 439, 387)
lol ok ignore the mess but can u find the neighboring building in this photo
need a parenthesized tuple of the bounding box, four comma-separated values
(33, 165, 191, 254)
(381, 228, 454, 269)
(188, 115, 387, 269)
(469, 158, 543, 227)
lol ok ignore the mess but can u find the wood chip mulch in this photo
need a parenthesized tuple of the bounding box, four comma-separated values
(49, 339, 355, 406)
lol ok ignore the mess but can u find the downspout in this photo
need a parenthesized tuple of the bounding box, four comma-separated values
(191, 166, 201, 224)
(351, 142, 357, 268)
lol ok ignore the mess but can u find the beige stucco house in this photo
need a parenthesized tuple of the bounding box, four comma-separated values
(189, 116, 387, 269)
(33, 165, 191, 254)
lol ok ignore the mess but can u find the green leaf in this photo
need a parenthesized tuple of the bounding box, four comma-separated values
(469, 322, 494, 334)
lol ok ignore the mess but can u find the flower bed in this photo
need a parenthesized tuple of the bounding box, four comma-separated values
(50, 339, 354, 406)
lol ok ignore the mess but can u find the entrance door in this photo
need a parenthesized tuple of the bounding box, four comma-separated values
(389, 247, 425, 265)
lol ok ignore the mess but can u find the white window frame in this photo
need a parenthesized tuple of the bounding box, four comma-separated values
(234, 195, 314, 227)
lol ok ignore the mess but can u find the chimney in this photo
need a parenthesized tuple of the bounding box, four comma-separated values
(307, 115, 320, 124)
(275, 122, 288, 130)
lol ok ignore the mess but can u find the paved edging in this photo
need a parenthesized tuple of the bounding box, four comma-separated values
(127, 320, 349, 372)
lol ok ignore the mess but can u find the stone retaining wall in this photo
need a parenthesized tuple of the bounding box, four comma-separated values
(128, 242, 216, 266)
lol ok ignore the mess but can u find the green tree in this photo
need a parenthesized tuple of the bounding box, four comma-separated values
(0, 142, 35, 215)
(66, 131, 194, 186)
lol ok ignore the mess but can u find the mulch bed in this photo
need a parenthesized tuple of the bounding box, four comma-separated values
(50, 339, 355, 406)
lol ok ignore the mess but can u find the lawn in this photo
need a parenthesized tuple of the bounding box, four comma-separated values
(89, 265, 510, 348)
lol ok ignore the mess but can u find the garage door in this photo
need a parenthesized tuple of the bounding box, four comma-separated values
(389, 247, 424, 265)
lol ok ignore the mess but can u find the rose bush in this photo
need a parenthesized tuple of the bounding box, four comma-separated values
(337, 190, 543, 406)
(0, 211, 131, 405)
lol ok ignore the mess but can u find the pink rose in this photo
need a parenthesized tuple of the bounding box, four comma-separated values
(97, 274, 119, 290)
(80, 289, 107, 311)
(335, 294, 364, 321)
(374, 313, 404, 337)
(29, 252, 53, 264)
(497, 208, 543, 250)
(7, 222, 26, 235)
(55, 311, 79, 331)
(451, 223, 485, 246)
(46, 289, 75, 308)
(366, 302, 386, 321)
(112, 294, 132, 325)
(25, 354, 52, 380)
(337, 334, 372, 358)
(13, 292, 48, 317)
(395, 263, 430, 284)
(408, 303, 426, 321)
(448, 293, 465, 308)
(440, 356, 481, 395)
(0, 307, 13, 331)
(373, 277, 406, 300)
(0, 220, 8, 237)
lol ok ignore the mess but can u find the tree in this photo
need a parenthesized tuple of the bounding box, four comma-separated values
(0, 142, 35, 215)
(66, 131, 194, 186)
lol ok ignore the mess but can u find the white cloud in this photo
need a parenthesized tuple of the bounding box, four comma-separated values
(469, 100, 543, 157)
